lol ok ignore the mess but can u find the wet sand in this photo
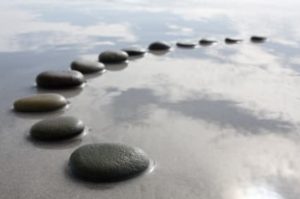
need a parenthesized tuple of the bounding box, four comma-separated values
(1, 0, 300, 199)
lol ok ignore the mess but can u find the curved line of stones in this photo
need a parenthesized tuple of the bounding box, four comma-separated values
(13, 36, 266, 182)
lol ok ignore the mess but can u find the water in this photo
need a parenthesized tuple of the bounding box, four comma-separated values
(1, 0, 300, 198)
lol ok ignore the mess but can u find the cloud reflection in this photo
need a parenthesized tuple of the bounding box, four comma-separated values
(104, 87, 294, 133)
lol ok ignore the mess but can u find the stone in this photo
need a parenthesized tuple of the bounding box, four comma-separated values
(225, 38, 242, 44)
(148, 41, 171, 51)
(121, 47, 146, 56)
(176, 42, 196, 48)
(99, 50, 128, 64)
(69, 143, 150, 182)
(250, 36, 267, 43)
(71, 59, 104, 74)
(199, 39, 217, 46)
(30, 116, 85, 141)
(36, 70, 85, 89)
(14, 94, 68, 112)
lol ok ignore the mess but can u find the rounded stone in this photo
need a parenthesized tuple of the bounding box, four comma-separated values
(69, 143, 150, 182)
(225, 38, 242, 44)
(176, 42, 196, 48)
(250, 36, 267, 43)
(30, 116, 84, 141)
(148, 41, 171, 51)
(71, 59, 104, 74)
(199, 39, 217, 46)
(98, 50, 128, 64)
(36, 70, 85, 89)
(14, 94, 68, 112)
(121, 47, 146, 56)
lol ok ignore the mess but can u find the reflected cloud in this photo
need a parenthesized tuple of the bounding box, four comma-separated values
(104, 87, 294, 133)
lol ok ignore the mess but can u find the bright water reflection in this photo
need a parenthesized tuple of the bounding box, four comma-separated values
(0, 0, 300, 199)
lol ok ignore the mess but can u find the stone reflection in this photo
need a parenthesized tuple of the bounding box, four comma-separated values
(105, 87, 294, 133)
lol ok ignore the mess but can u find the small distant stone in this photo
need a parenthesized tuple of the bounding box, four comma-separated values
(250, 36, 267, 43)
(36, 70, 85, 89)
(199, 39, 217, 46)
(176, 42, 196, 48)
(225, 38, 243, 44)
(99, 50, 128, 64)
(148, 41, 171, 51)
(30, 116, 84, 141)
(14, 94, 68, 112)
(122, 47, 146, 56)
(69, 143, 150, 182)
(71, 59, 104, 74)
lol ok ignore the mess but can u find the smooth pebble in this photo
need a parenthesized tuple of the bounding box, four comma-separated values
(99, 50, 128, 64)
(30, 116, 84, 141)
(69, 143, 150, 182)
(71, 59, 104, 74)
(14, 94, 68, 112)
(36, 70, 85, 89)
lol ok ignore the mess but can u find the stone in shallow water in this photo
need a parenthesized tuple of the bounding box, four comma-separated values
(30, 116, 84, 141)
(99, 50, 128, 64)
(36, 70, 85, 89)
(250, 36, 267, 43)
(199, 39, 217, 46)
(225, 38, 243, 44)
(71, 59, 105, 74)
(148, 41, 171, 51)
(121, 47, 146, 56)
(176, 42, 196, 48)
(14, 94, 68, 112)
(69, 143, 150, 182)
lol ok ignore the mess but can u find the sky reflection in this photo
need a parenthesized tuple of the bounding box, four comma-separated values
(1, 0, 300, 199)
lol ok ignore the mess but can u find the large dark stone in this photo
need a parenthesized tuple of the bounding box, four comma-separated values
(148, 41, 171, 51)
(122, 47, 146, 56)
(14, 94, 68, 112)
(30, 116, 85, 141)
(69, 143, 150, 182)
(71, 59, 104, 74)
(99, 50, 128, 64)
(36, 70, 85, 89)
(176, 42, 196, 48)
(250, 36, 267, 43)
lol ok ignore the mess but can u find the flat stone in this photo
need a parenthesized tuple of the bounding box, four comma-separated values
(69, 143, 150, 182)
(148, 41, 171, 51)
(199, 39, 217, 46)
(14, 94, 68, 112)
(250, 36, 267, 43)
(71, 59, 104, 74)
(121, 47, 146, 56)
(36, 70, 85, 89)
(99, 50, 128, 64)
(225, 38, 242, 44)
(30, 116, 84, 141)
(176, 42, 196, 48)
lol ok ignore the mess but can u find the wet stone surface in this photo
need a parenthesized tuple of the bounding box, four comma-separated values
(99, 50, 129, 64)
(13, 94, 68, 112)
(176, 42, 197, 48)
(30, 116, 85, 141)
(199, 39, 217, 46)
(148, 41, 171, 51)
(36, 70, 85, 89)
(122, 47, 146, 56)
(225, 38, 243, 44)
(71, 59, 105, 74)
(69, 143, 150, 182)
(250, 36, 267, 43)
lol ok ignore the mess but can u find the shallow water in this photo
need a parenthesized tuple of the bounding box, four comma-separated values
(1, 0, 300, 198)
